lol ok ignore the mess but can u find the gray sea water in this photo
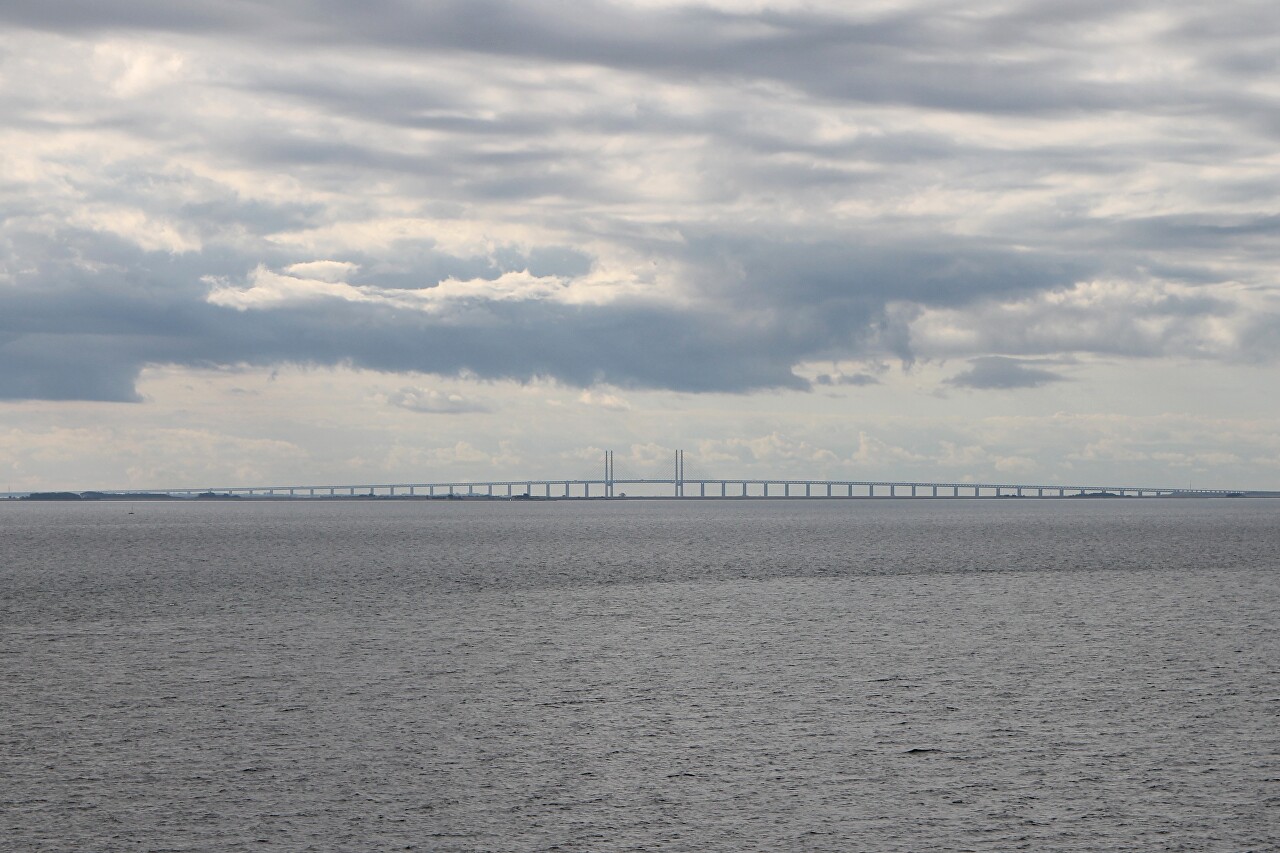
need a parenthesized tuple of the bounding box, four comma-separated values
(2, 499, 1277, 852)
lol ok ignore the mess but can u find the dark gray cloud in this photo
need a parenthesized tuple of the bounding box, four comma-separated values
(814, 373, 879, 387)
(3, 0, 1272, 122)
(945, 357, 1068, 390)
(0, 217, 1092, 400)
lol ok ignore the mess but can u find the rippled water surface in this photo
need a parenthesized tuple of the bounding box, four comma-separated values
(3, 499, 1277, 851)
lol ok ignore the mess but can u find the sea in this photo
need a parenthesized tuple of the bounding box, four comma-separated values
(2, 498, 1277, 852)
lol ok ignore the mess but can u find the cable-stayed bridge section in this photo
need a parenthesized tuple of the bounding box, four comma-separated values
(14, 451, 1274, 499)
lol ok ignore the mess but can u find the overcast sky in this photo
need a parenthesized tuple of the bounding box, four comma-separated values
(2, 0, 1278, 491)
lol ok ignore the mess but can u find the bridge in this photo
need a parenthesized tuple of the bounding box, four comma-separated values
(6, 451, 1274, 500)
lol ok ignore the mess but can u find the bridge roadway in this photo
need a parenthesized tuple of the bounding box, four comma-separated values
(47, 477, 1259, 500)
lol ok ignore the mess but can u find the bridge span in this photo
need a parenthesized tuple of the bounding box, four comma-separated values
(7, 452, 1274, 501)
(74, 479, 1254, 500)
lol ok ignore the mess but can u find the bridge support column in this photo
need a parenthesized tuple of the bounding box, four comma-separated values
(742, 482, 748, 497)
(890, 485, 896, 497)
(848, 484, 853, 497)
(545, 483, 551, 497)
(700, 482, 706, 497)
(911, 485, 916, 497)
(564, 482, 570, 497)
(763, 483, 769, 497)
(721, 482, 727, 497)
(869, 485, 875, 497)
(827, 483, 832, 497)
(585, 483, 589, 497)
(805, 483, 811, 497)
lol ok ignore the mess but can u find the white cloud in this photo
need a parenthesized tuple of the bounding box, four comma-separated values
(578, 390, 631, 411)
(284, 260, 360, 283)
(385, 387, 490, 414)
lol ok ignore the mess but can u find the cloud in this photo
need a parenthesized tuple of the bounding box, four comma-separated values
(945, 357, 1068, 390)
(385, 387, 490, 415)
(814, 372, 880, 387)
(284, 260, 360, 283)
(577, 390, 631, 411)
(1, 0, 1278, 405)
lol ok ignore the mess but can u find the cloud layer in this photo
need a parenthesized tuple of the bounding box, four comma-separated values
(2, 0, 1278, 402)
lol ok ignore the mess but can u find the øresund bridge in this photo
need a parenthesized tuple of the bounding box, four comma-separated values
(8, 450, 1276, 500)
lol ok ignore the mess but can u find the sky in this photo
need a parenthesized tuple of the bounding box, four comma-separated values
(2, 0, 1278, 491)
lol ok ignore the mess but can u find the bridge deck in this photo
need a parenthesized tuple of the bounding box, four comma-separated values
(9, 477, 1269, 500)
